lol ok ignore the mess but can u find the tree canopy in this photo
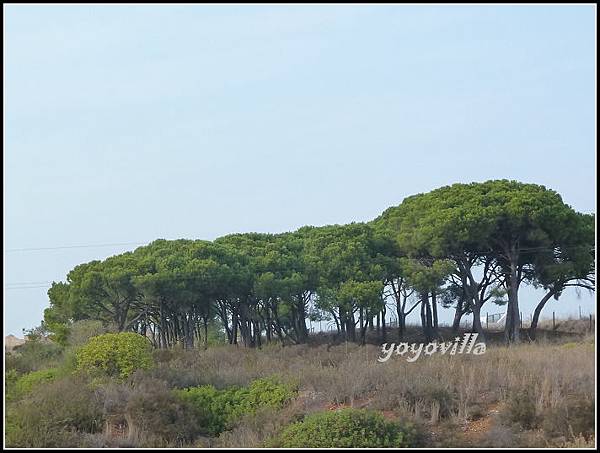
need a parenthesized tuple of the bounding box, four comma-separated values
(42, 180, 595, 346)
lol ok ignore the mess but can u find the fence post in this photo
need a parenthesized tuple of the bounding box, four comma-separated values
(486, 313, 489, 329)
(579, 305, 582, 320)
(552, 311, 555, 330)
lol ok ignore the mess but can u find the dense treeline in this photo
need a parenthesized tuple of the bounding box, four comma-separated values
(42, 180, 595, 346)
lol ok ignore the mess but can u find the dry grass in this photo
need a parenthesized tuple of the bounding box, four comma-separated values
(536, 316, 595, 335)
(6, 323, 595, 448)
(138, 334, 596, 447)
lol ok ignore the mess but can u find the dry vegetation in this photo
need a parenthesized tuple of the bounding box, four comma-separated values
(5, 323, 596, 448)
(150, 332, 595, 448)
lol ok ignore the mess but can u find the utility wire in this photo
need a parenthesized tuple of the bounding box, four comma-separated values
(5, 285, 50, 290)
(6, 280, 54, 286)
(5, 244, 594, 290)
(5, 242, 146, 253)
(4, 240, 593, 254)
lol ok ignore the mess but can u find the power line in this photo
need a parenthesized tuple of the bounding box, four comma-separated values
(4, 243, 594, 290)
(6, 280, 53, 286)
(5, 241, 146, 253)
(5, 285, 50, 290)
(5, 241, 593, 254)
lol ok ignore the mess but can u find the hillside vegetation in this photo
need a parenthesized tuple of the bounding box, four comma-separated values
(4, 321, 595, 448)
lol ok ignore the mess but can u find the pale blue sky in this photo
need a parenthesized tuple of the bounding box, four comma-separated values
(4, 5, 596, 335)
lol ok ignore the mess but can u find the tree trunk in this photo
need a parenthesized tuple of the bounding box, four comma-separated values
(462, 262, 486, 341)
(504, 246, 521, 344)
(421, 294, 433, 342)
(398, 311, 406, 341)
(471, 301, 485, 339)
(203, 316, 209, 350)
(431, 290, 438, 330)
(381, 306, 387, 342)
(232, 308, 239, 345)
(159, 300, 167, 349)
(346, 314, 356, 342)
(452, 301, 464, 333)
(528, 289, 555, 341)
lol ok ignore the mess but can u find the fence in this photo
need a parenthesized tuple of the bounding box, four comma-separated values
(309, 308, 595, 334)
(465, 309, 595, 333)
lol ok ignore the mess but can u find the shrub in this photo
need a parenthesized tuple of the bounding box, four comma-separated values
(75, 332, 153, 379)
(125, 378, 208, 445)
(541, 397, 595, 440)
(273, 409, 418, 448)
(174, 377, 297, 435)
(216, 405, 304, 448)
(244, 376, 298, 408)
(67, 320, 109, 347)
(556, 434, 596, 448)
(14, 368, 60, 396)
(5, 375, 103, 447)
(503, 389, 539, 429)
(173, 384, 223, 434)
(6, 339, 64, 373)
(5, 369, 20, 398)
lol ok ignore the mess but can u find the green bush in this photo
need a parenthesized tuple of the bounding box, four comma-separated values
(14, 368, 60, 396)
(174, 377, 296, 435)
(273, 409, 418, 448)
(75, 332, 153, 379)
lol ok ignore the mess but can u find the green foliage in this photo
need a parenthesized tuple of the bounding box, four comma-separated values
(273, 409, 419, 448)
(4, 369, 20, 401)
(203, 319, 228, 346)
(44, 282, 73, 345)
(374, 180, 583, 260)
(337, 279, 384, 312)
(75, 332, 153, 379)
(400, 257, 454, 293)
(14, 368, 60, 397)
(174, 377, 297, 435)
(5, 368, 19, 387)
(245, 376, 297, 407)
(374, 179, 595, 341)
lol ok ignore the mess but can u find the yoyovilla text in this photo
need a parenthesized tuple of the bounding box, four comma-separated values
(378, 333, 486, 363)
